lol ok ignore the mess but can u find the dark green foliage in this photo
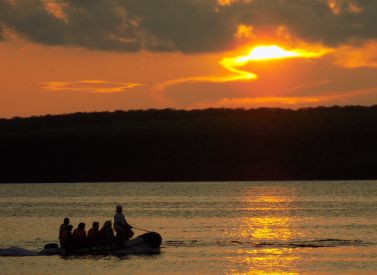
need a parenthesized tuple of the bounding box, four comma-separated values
(1, 106, 377, 182)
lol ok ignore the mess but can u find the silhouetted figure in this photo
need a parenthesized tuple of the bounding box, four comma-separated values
(114, 205, 133, 246)
(59, 217, 70, 248)
(61, 224, 73, 251)
(73, 222, 88, 248)
(87, 221, 100, 246)
(99, 220, 115, 246)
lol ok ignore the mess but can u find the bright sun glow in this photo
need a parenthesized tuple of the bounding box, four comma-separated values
(158, 44, 329, 91)
(245, 45, 300, 60)
(220, 45, 328, 81)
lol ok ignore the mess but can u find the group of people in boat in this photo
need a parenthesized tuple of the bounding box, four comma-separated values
(58, 205, 134, 250)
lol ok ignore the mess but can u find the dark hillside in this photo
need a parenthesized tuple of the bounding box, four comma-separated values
(1, 106, 377, 182)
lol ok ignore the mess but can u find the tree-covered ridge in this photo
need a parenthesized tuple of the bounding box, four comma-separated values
(1, 106, 377, 182)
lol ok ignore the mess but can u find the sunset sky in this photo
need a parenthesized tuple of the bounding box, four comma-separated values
(1, 0, 377, 118)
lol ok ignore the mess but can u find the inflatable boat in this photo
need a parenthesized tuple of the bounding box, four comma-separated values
(40, 232, 162, 256)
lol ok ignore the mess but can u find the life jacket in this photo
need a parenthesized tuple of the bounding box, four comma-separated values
(73, 229, 87, 242)
(99, 227, 114, 239)
(88, 228, 100, 241)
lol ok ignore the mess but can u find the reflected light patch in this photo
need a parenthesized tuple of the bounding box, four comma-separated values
(243, 217, 292, 240)
(224, 191, 302, 273)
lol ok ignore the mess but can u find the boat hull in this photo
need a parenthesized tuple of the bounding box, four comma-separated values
(40, 232, 162, 256)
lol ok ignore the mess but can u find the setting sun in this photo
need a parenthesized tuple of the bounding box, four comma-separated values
(219, 44, 328, 82)
(158, 44, 329, 90)
(245, 45, 320, 61)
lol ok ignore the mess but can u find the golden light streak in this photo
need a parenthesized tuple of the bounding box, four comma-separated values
(246, 217, 293, 240)
(156, 74, 254, 91)
(227, 45, 327, 63)
(158, 44, 329, 91)
(224, 191, 302, 274)
(192, 96, 321, 109)
(192, 87, 377, 110)
(41, 80, 142, 93)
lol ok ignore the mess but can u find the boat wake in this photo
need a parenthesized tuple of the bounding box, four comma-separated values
(254, 239, 369, 248)
(0, 247, 39, 257)
(165, 238, 372, 249)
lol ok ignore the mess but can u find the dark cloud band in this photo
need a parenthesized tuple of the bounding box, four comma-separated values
(0, 0, 376, 53)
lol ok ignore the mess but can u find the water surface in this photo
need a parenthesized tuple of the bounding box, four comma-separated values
(1, 181, 377, 274)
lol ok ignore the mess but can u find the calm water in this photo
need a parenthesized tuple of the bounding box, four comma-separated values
(1, 181, 377, 274)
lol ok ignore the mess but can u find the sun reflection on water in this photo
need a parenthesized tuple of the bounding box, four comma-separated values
(244, 216, 292, 240)
(225, 189, 302, 274)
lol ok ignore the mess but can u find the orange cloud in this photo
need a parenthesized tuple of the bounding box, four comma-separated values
(235, 24, 254, 39)
(327, 0, 363, 15)
(41, 80, 142, 93)
(217, 0, 236, 6)
(156, 75, 252, 91)
(333, 41, 377, 68)
(217, 0, 252, 6)
(322, 87, 377, 102)
(43, 0, 69, 23)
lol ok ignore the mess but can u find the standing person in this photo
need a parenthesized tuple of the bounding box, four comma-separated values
(59, 217, 70, 247)
(113, 205, 133, 245)
(61, 225, 74, 252)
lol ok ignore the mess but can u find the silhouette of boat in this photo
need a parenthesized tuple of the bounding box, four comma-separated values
(40, 232, 162, 256)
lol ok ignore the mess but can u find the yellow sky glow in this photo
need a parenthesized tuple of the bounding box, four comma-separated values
(220, 45, 329, 81)
(159, 44, 329, 90)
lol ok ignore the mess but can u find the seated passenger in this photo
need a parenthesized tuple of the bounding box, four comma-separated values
(73, 222, 88, 248)
(59, 217, 70, 248)
(87, 222, 100, 246)
(99, 220, 114, 246)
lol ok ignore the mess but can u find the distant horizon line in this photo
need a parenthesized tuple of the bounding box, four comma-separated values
(2, 104, 377, 121)
(1, 179, 377, 185)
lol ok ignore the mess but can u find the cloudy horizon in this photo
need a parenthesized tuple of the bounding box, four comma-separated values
(1, 0, 377, 117)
